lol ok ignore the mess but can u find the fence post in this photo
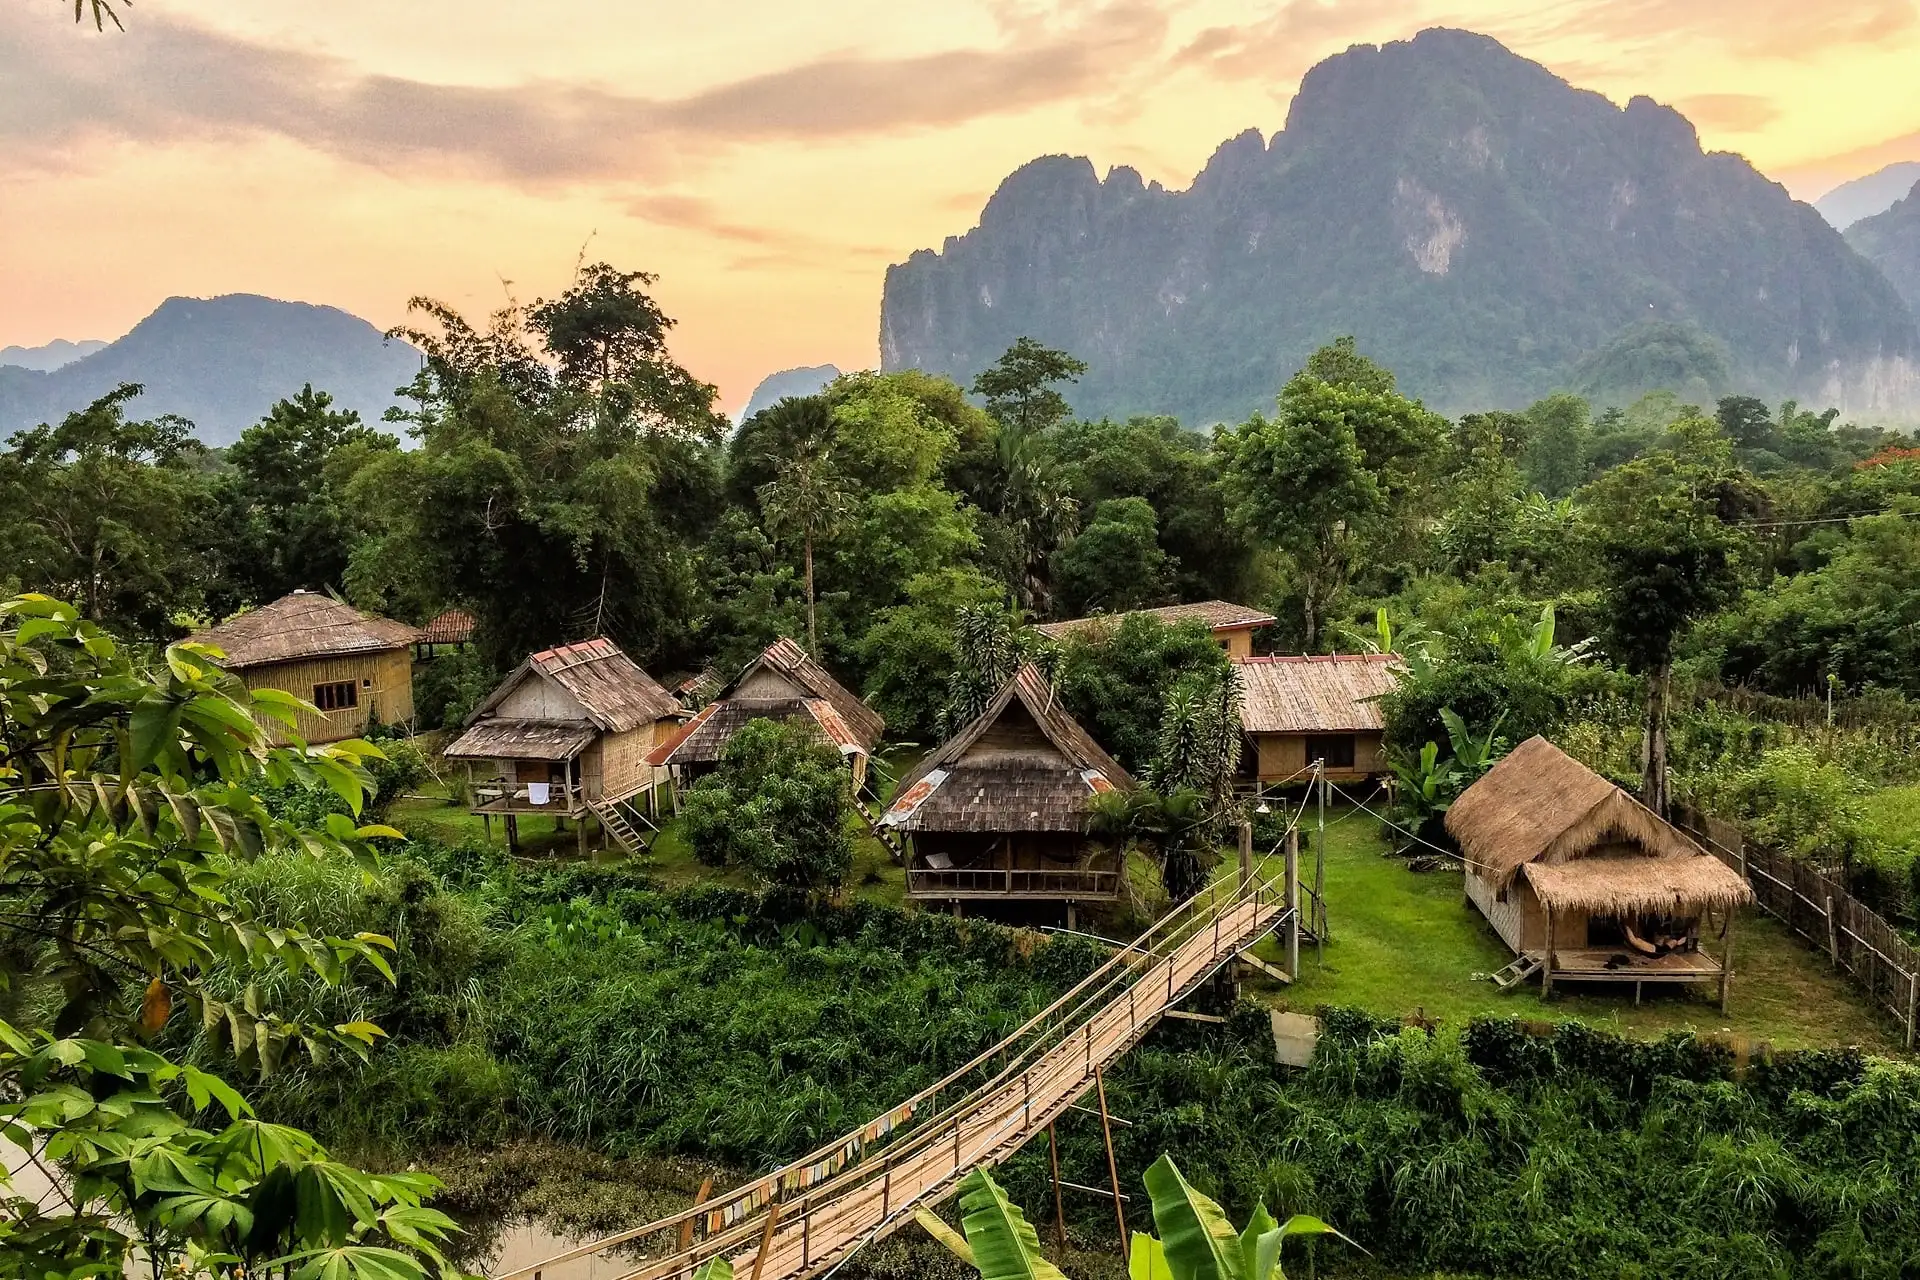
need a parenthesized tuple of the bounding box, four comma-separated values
(1908, 969, 1918, 1052)
(1826, 896, 1840, 967)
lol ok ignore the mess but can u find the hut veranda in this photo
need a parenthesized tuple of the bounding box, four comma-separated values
(881, 664, 1134, 922)
(1448, 736, 1754, 1004)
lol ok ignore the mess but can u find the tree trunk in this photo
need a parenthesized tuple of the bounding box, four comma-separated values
(803, 532, 817, 653)
(1640, 657, 1672, 816)
(1301, 578, 1318, 651)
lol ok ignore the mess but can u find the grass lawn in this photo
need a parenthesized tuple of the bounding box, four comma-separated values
(1240, 803, 1909, 1055)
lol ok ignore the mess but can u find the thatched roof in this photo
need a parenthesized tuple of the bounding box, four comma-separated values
(1035, 600, 1276, 641)
(647, 639, 882, 767)
(419, 608, 475, 646)
(197, 591, 418, 669)
(1234, 654, 1400, 734)
(882, 665, 1133, 834)
(1524, 856, 1752, 915)
(468, 638, 681, 734)
(1446, 737, 1752, 913)
(442, 719, 595, 761)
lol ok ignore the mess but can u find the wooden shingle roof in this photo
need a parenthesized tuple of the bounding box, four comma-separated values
(1233, 654, 1400, 734)
(419, 608, 475, 645)
(467, 637, 681, 734)
(882, 666, 1133, 834)
(1035, 600, 1277, 640)
(197, 591, 418, 669)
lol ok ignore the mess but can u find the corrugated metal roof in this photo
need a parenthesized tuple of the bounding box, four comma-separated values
(1035, 600, 1277, 640)
(1233, 654, 1401, 733)
(196, 591, 418, 668)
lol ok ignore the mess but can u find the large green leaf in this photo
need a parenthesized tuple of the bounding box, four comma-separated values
(691, 1258, 734, 1280)
(955, 1167, 1069, 1280)
(916, 1207, 975, 1265)
(1129, 1232, 1171, 1280)
(1143, 1155, 1243, 1280)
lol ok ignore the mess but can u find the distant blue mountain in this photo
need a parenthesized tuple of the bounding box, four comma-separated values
(0, 338, 108, 372)
(0, 295, 422, 447)
(1816, 163, 1920, 231)
(737, 364, 841, 424)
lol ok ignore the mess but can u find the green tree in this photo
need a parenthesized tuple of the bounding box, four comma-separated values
(970, 337, 1087, 437)
(212, 385, 398, 612)
(681, 718, 854, 891)
(1581, 420, 1758, 813)
(755, 398, 855, 653)
(1218, 347, 1445, 648)
(856, 567, 1006, 742)
(1050, 497, 1171, 616)
(0, 595, 455, 1278)
(0, 385, 210, 637)
(1055, 614, 1230, 773)
(1522, 393, 1590, 497)
(348, 268, 725, 668)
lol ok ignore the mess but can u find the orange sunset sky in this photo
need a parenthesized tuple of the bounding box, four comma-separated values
(4, 1, 1919, 412)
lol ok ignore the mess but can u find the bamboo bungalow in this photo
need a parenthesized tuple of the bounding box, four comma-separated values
(881, 665, 1133, 918)
(198, 590, 419, 745)
(1448, 736, 1754, 1005)
(442, 637, 685, 849)
(1234, 654, 1399, 786)
(648, 638, 884, 788)
(1035, 601, 1277, 660)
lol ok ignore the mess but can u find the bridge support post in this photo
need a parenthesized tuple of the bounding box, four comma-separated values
(1285, 829, 1300, 981)
(1094, 1068, 1127, 1259)
(1048, 1124, 1066, 1249)
(1238, 819, 1252, 890)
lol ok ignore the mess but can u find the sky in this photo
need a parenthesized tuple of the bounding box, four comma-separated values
(4, 1, 1919, 414)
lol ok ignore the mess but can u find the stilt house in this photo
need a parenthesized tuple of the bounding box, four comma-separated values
(443, 638, 685, 845)
(198, 590, 418, 745)
(1234, 654, 1399, 785)
(1448, 736, 1754, 1003)
(648, 638, 884, 788)
(882, 665, 1133, 914)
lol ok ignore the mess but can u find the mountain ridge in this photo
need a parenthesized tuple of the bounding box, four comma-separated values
(0, 295, 422, 447)
(880, 28, 1918, 422)
(1847, 180, 1920, 322)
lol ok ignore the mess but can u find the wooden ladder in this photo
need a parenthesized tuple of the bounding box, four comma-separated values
(853, 794, 907, 863)
(589, 797, 654, 857)
(1490, 952, 1544, 991)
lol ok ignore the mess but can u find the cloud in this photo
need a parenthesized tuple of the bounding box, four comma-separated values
(0, 4, 1167, 185)
(626, 193, 892, 262)
(1546, 0, 1917, 60)
(1174, 0, 1418, 81)
(1673, 93, 1780, 134)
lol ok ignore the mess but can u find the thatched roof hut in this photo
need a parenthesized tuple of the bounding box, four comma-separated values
(195, 590, 419, 743)
(1234, 654, 1399, 782)
(648, 638, 883, 781)
(1447, 736, 1753, 1000)
(884, 666, 1132, 908)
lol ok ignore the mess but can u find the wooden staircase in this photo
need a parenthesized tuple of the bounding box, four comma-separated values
(1489, 952, 1544, 991)
(589, 796, 655, 857)
(853, 794, 907, 863)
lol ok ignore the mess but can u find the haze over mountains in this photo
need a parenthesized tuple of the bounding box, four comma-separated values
(1848, 182, 1920, 321)
(881, 28, 1920, 424)
(0, 339, 108, 372)
(0, 295, 421, 447)
(1817, 163, 1920, 231)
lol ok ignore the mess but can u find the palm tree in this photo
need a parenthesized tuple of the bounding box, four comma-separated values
(756, 398, 852, 653)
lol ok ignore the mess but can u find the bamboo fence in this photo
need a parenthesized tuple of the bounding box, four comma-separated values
(1673, 803, 1919, 1049)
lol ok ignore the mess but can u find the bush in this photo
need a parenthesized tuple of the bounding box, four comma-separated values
(681, 717, 854, 891)
(413, 646, 500, 730)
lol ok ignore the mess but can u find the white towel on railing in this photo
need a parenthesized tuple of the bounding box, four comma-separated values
(527, 782, 550, 805)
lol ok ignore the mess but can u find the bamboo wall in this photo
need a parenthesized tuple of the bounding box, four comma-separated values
(1217, 628, 1255, 660)
(1675, 804, 1918, 1048)
(1253, 731, 1386, 782)
(242, 648, 414, 745)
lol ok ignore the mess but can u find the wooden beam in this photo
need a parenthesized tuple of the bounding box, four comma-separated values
(1238, 954, 1292, 985)
(1163, 1009, 1229, 1024)
(1094, 1068, 1127, 1260)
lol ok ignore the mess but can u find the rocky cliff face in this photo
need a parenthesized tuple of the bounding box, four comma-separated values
(881, 28, 1918, 422)
(1849, 181, 1920, 320)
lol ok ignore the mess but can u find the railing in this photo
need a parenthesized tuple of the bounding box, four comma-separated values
(1674, 803, 1918, 1049)
(494, 858, 1296, 1280)
(472, 776, 586, 815)
(906, 866, 1122, 899)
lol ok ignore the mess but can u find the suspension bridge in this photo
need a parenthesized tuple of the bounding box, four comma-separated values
(494, 840, 1302, 1280)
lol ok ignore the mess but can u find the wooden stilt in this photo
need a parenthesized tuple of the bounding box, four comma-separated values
(1238, 819, 1253, 890)
(482, 812, 492, 841)
(1314, 767, 1328, 954)
(1094, 1068, 1127, 1259)
(506, 813, 518, 853)
(1542, 911, 1555, 999)
(1721, 909, 1737, 1014)
(1048, 1123, 1066, 1249)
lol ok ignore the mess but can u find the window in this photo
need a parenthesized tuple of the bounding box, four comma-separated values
(1305, 734, 1356, 770)
(313, 680, 358, 712)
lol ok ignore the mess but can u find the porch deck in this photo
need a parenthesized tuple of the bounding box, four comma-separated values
(906, 866, 1121, 901)
(1539, 946, 1729, 1006)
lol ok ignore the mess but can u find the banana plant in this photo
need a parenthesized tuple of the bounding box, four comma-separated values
(917, 1155, 1348, 1280)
